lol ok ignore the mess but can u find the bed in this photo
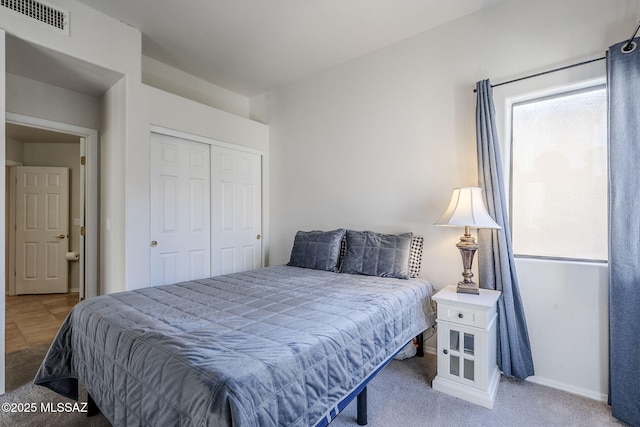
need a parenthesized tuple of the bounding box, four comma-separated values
(35, 229, 436, 426)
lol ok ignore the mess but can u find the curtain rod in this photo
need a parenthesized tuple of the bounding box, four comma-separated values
(622, 18, 640, 52)
(472, 56, 606, 93)
(475, 17, 640, 93)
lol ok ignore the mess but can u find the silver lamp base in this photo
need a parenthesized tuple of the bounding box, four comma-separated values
(456, 281, 480, 295)
(456, 226, 480, 295)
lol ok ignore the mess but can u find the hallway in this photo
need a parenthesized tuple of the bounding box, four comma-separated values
(5, 293, 78, 353)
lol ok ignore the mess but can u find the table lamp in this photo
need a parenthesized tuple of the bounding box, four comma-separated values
(434, 187, 501, 294)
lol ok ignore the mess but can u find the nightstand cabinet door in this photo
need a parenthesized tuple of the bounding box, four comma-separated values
(438, 322, 482, 387)
(432, 285, 501, 409)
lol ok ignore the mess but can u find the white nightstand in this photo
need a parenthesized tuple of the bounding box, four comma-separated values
(432, 285, 501, 409)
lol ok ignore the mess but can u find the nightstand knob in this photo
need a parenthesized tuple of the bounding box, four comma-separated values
(443, 349, 448, 355)
(458, 313, 464, 319)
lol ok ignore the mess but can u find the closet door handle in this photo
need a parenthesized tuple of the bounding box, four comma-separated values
(256, 235, 261, 240)
(150, 240, 158, 247)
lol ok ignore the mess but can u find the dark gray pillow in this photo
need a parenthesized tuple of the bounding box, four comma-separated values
(287, 229, 346, 272)
(339, 234, 424, 278)
(339, 230, 413, 279)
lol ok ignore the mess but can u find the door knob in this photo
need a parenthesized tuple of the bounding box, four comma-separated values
(56, 234, 66, 239)
(150, 240, 158, 247)
(256, 234, 261, 240)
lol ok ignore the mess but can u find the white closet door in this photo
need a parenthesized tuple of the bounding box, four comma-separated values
(211, 146, 262, 276)
(150, 133, 211, 286)
(14, 166, 70, 294)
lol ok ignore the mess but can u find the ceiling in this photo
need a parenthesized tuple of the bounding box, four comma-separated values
(73, 0, 503, 97)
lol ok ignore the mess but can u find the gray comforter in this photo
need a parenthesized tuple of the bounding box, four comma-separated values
(35, 266, 436, 426)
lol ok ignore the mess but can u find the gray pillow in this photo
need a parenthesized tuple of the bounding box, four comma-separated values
(340, 230, 413, 279)
(339, 234, 424, 278)
(287, 229, 346, 272)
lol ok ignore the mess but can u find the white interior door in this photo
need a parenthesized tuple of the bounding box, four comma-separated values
(211, 146, 262, 275)
(14, 166, 69, 294)
(150, 133, 211, 286)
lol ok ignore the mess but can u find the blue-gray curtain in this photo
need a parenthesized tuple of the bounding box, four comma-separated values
(475, 79, 535, 380)
(608, 38, 640, 427)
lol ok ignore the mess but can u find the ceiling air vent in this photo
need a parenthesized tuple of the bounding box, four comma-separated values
(1, 0, 69, 34)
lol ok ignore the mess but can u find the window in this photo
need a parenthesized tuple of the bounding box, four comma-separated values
(510, 86, 607, 261)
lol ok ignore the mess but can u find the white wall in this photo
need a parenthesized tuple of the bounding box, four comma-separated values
(142, 56, 251, 119)
(2, 0, 268, 294)
(99, 76, 127, 294)
(518, 259, 608, 400)
(5, 137, 23, 163)
(6, 74, 101, 130)
(121, 85, 268, 290)
(0, 0, 268, 398)
(2, 0, 141, 296)
(257, 0, 637, 401)
(0, 0, 140, 78)
(5, 74, 101, 292)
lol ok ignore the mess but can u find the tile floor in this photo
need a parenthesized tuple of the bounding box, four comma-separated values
(5, 293, 79, 353)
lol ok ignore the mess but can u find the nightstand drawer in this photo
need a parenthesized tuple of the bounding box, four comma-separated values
(438, 305, 482, 327)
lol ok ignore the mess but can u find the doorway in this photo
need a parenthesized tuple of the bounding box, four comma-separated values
(1, 32, 118, 396)
(4, 118, 98, 393)
(5, 122, 84, 295)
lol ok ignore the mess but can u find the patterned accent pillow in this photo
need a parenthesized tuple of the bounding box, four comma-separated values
(409, 236, 424, 278)
(339, 230, 413, 279)
(287, 229, 346, 272)
(339, 234, 423, 278)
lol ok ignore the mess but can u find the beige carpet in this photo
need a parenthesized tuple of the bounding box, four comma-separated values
(6, 344, 51, 393)
(1, 349, 624, 427)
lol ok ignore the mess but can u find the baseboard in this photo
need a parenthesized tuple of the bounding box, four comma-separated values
(432, 369, 500, 409)
(423, 344, 607, 403)
(69, 287, 79, 293)
(526, 376, 608, 403)
(424, 345, 437, 356)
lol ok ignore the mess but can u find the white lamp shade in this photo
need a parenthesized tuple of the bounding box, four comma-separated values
(434, 187, 501, 229)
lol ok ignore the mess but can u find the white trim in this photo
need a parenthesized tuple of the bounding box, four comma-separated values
(1, 28, 7, 397)
(149, 125, 264, 156)
(5, 112, 99, 299)
(526, 375, 608, 403)
(79, 136, 86, 299)
(426, 343, 607, 402)
(7, 167, 16, 296)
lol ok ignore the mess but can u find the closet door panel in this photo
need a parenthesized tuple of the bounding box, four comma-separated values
(150, 133, 211, 286)
(211, 146, 262, 276)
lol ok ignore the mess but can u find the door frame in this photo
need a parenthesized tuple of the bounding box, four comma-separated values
(6, 113, 99, 299)
(6, 160, 21, 296)
(149, 125, 267, 270)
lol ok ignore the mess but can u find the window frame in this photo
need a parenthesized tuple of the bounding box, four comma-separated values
(507, 83, 608, 264)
